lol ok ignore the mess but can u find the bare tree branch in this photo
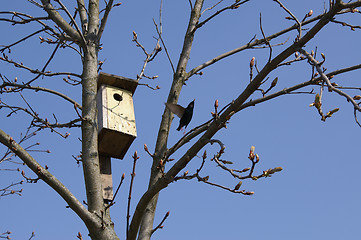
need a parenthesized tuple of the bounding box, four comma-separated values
(0, 28, 48, 52)
(0, 53, 81, 78)
(153, 20, 175, 74)
(39, 0, 83, 44)
(98, 0, 114, 41)
(299, 48, 361, 112)
(0, 128, 96, 227)
(77, 0, 88, 33)
(151, 211, 170, 235)
(53, 0, 86, 46)
(186, 9, 341, 78)
(195, 0, 250, 32)
(130, 3, 357, 239)
(259, 13, 272, 63)
(136, 1, 206, 238)
(126, 151, 139, 240)
(0, 81, 82, 109)
(273, 0, 302, 39)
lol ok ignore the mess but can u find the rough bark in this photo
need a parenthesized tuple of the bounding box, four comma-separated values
(80, 0, 119, 239)
(81, 1, 103, 216)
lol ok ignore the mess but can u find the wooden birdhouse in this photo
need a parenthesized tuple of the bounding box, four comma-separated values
(97, 72, 138, 160)
(97, 72, 138, 202)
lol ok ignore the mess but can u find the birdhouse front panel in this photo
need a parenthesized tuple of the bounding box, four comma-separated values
(97, 84, 137, 159)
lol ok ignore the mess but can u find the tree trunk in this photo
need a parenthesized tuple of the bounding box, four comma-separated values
(81, 1, 119, 239)
(137, 1, 204, 239)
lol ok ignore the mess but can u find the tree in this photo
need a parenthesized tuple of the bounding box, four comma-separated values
(1, 0, 360, 239)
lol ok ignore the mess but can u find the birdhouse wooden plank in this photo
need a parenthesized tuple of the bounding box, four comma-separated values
(97, 72, 138, 160)
(99, 155, 113, 201)
(98, 72, 138, 94)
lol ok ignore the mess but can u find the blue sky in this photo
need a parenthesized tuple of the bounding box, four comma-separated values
(1, 0, 360, 239)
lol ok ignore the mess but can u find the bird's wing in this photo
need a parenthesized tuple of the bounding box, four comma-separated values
(165, 102, 185, 118)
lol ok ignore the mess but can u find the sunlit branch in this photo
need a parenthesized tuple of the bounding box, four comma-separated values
(201, 0, 224, 15)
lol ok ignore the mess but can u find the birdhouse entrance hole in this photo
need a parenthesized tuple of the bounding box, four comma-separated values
(113, 93, 123, 102)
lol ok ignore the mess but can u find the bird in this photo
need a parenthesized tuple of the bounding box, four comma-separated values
(165, 99, 195, 132)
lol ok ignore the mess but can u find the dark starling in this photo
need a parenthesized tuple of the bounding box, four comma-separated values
(165, 100, 195, 131)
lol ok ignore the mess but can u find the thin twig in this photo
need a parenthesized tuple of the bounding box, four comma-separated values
(54, 0, 87, 47)
(0, 28, 47, 52)
(98, 0, 115, 40)
(195, 0, 250, 31)
(0, 54, 81, 79)
(188, 0, 193, 10)
(151, 211, 170, 235)
(153, 19, 175, 74)
(0, 80, 82, 109)
(126, 151, 139, 240)
(187, 5, 337, 78)
(273, 0, 302, 39)
(201, 0, 224, 15)
(259, 13, 272, 63)
(299, 48, 361, 112)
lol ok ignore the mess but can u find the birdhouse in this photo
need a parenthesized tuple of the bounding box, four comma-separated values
(97, 72, 138, 159)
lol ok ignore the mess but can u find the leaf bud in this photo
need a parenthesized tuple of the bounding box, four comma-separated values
(234, 181, 243, 190)
(272, 167, 283, 172)
(270, 77, 278, 88)
(250, 145, 255, 153)
(132, 31, 137, 40)
(307, 10, 313, 17)
(245, 191, 254, 195)
(202, 150, 207, 159)
(326, 108, 339, 117)
(250, 57, 255, 68)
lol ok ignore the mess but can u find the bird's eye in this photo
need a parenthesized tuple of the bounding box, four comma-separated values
(113, 93, 123, 101)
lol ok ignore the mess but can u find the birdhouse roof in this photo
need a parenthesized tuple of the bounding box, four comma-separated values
(98, 72, 138, 94)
